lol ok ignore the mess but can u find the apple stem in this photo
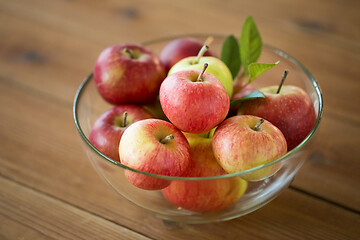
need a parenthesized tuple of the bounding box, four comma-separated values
(276, 70, 289, 94)
(160, 134, 174, 144)
(123, 48, 135, 59)
(193, 44, 209, 64)
(204, 36, 214, 47)
(121, 112, 128, 127)
(196, 63, 209, 82)
(253, 118, 264, 131)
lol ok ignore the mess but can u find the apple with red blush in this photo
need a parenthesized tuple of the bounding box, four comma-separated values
(162, 132, 247, 212)
(159, 37, 214, 72)
(237, 71, 316, 150)
(119, 119, 191, 190)
(94, 43, 166, 105)
(160, 64, 229, 134)
(227, 84, 257, 117)
(212, 115, 287, 181)
(89, 105, 153, 162)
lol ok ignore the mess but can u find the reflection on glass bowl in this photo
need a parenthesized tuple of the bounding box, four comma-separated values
(73, 35, 323, 224)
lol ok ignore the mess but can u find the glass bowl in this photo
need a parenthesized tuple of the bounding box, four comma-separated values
(73, 34, 323, 224)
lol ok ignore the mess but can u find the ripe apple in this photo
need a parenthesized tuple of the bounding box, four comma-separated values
(212, 115, 287, 181)
(159, 37, 214, 72)
(237, 84, 316, 150)
(119, 119, 191, 190)
(94, 43, 166, 105)
(89, 105, 153, 162)
(159, 64, 230, 134)
(142, 96, 169, 121)
(227, 84, 257, 117)
(161, 132, 247, 212)
(168, 56, 234, 98)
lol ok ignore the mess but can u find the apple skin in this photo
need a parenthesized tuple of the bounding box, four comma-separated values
(159, 70, 230, 134)
(237, 85, 316, 150)
(212, 115, 287, 181)
(89, 105, 153, 162)
(142, 96, 169, 121)
(168, 56, 234, 98)
(119, 119, 191, 190)
(159, 37, 214, 72)
(94, 43, 166, 105)
(161, 133, 247, 212)
(227, 84, 257, 118)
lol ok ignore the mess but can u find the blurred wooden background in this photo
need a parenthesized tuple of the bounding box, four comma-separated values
(0, 0, 359, 239)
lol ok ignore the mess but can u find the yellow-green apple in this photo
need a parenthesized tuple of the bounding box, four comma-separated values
(237, 85, 316, 150)
(94, 43, 166, 105)
(212, 115, 287, 181)
(142, 97, 169, 121)
(161, 132, 247, 212)
(119, 119, 191, 190)
(89, 105, 153, 162)
(168, 56, 234, 98)
(159, 37, 214, 72)
(159, 64, 230, 134)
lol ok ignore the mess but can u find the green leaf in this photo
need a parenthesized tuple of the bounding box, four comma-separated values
(230, 90, 265, 109)
(240, 16, 262, 76)
(221, 35, 241, 79)
(247, 61, 279, 83)
(229, 90, 265, 110)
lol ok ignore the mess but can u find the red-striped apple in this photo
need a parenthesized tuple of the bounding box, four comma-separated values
(94, 43, 166, 105)
(212, 115, 287, 181)
(238, 83, 316, 150)
(162, 132, 247, 212)
(119, 119, 191, 190)
(159, 64, 229, 134)
(89, 105, 153, 162)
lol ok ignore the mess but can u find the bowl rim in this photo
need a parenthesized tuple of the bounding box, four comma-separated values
(73, 34, 323, 181)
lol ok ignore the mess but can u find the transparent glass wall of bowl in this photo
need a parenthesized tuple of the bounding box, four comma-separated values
(74, 35, 322, 223)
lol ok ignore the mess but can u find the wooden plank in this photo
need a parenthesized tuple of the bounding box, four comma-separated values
(0, 0, 359, 238)
(0, 66, 359, 239)
(0, 0, 360, 123)
(0, 177, 152, 240)
(292, 114, 360, 211)
(0, 214, 51, 240)
(1, 165, 359, 240)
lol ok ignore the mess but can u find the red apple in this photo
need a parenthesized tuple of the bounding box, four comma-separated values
(119, 119, 191, 190)
(94, 43, 166, 105)
(238, 85, 316, 150)
(162, 133, 247, 212)
(159, 64, 230, 134)
(159, 37, 214, 72)
(227, 84, 257, 117)
(212, 115, 287, 181)
(89, 105, 153, 162)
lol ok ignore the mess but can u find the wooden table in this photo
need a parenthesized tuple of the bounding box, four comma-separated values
(1, 0, 359, 239)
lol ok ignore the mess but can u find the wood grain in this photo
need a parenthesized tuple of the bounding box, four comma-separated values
(0, 64, 358, 238)
(0, 12, 359, 210)
(0, 177, 152, 240)
(0, 0, 359, 239)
